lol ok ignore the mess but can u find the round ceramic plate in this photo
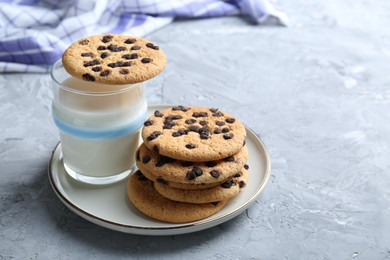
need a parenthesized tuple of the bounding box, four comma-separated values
(48, 105, 271, 236)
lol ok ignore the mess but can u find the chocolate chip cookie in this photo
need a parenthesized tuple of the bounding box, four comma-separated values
(127, 171, 228, 223)
(62, 34, 166, 84)
(136, 142, 248, 184)
(141, 106, 247, 162)
(153, 167, 249, 203)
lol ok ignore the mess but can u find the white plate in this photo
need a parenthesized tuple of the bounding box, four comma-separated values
(48, 105, 271, 236)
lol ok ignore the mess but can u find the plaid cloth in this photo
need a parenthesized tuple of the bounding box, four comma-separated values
(0, 0, 287, 73)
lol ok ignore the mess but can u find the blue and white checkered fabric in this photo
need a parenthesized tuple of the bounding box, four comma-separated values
(0, 0, 287, 73)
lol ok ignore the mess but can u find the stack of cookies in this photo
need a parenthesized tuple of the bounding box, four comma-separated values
(127, 106, 250, 223)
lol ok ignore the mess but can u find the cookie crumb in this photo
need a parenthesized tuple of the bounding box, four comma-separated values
(79, 39, 89, 45)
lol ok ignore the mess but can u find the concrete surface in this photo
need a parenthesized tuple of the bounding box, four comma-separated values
(1, 0, 390, 259)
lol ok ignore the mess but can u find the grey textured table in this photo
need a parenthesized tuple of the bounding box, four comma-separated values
(1, 1, 390, 259)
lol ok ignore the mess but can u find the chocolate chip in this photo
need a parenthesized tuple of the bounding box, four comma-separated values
(82, 73, 95, 81)
(198, 128, 210, 139)
(136, 170, 148, 181)
(221, 179, 235, 189)
(215, 121, 225, 126)
(155, 156, 176, 167)
(243, 140, 246, 146)
(107, 61, 131, 68)
(193, 167, 203, 176)
(186, 167, 203, 180)
(79, 39, 89, 45)
(210, 201, 220, 206)
(156, 177, 169, 185)
(153, 145, 159, 153)
(185, 119, 197, 124)
(144, 120, 154, 126)
(107, 44, 126, 52)
(100, 52, 109, 59)
(181, 161, 194, 167)
(165, 115, 183, 121)
(91, 66, 102, 72)
(154, 110, 163, 117)
(210, 108, 219, 113)
(172, 105, 189, 112)
(222, 127, 230, 133)
(102, 35, 113, 43)
(137, 174, 148, 181)
(226, 118, 235, 123)
(142, 155, 151, 164)
(136, 150, 140, 161)
(155, 160, 164, 167)
(223, 156, 235, 162)
(147, 131, 162, 141)
(186, 171, 197, 181)
(210, 170, 221, 178)
(213, 129, 222, 134)
(84, 59, 100, 67)
(239, 181, 246, 188)
(99, 70, 110, 77)
(146, 42, 159, 50)
(172, 132, 182, 137)
(187, 125, 199, 132)
(97, 46, 107, 50)
(205, 161, 217, 167)
(234, 172, 242, 178)
(223, 133, 234, 140)
(131, 46, 141, 50)
(81, 52, 94, 58)
(172, 129, 188, 136)
(141, 57, 152, 63)
(124, 38, 136, 44)
(178, 129, 188, 135)
(163, 122, 175, 129)
(199, 120, 207, 126)
(192, 112, 208, 118)
(163, 115, 181, 129)
(185, 143, 196, 149)
(244, 164, 249, 170)
(212, 111, 224, 117)
(122, 53, 138, 60)
(119, 69, 129, 75)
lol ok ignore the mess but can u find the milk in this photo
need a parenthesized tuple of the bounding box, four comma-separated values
(51, 65, 147, 184)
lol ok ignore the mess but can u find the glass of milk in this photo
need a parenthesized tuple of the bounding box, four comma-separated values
(50, 60, 147, 185)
